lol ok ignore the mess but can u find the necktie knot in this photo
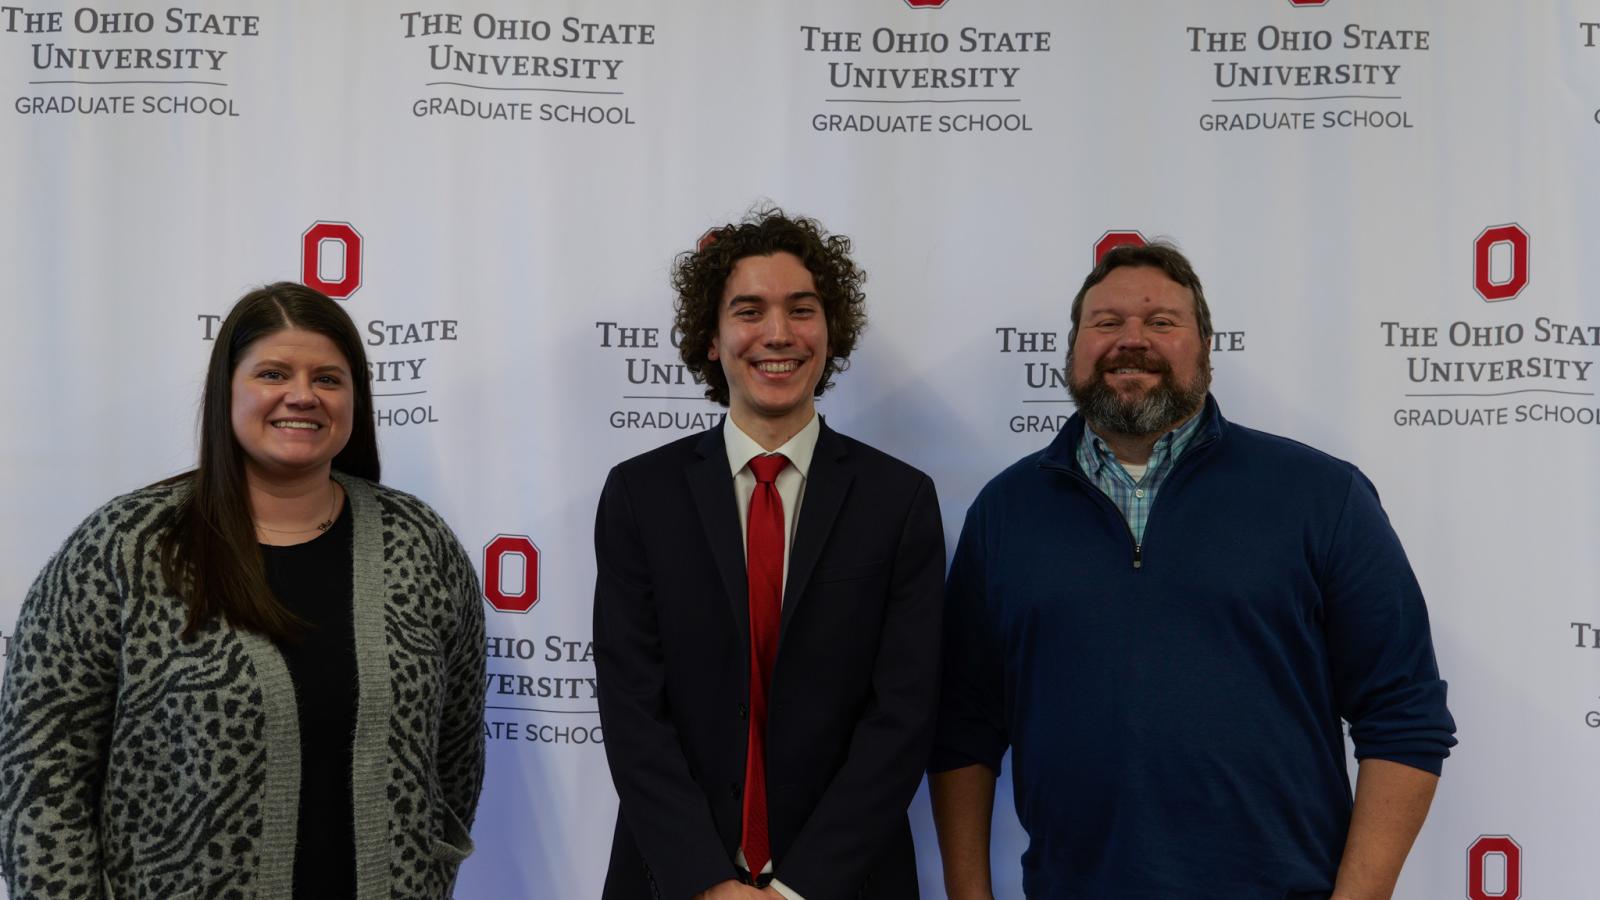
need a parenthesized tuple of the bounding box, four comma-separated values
(748, 454, 789, 485)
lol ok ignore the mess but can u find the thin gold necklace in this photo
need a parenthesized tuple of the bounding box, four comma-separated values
(256, 483, 339, 535)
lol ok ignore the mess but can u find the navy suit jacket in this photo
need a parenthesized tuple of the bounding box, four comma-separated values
(594, 420, 944, 900)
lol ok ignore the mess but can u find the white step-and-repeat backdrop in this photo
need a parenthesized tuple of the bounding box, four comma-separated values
(2, 1, 1597, 897)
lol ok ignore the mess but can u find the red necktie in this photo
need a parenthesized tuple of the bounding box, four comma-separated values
(741, 453, 789, 878)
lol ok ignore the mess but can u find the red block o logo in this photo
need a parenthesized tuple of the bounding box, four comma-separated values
(1466, 835, 1521, 900)
(904, 0, 949, 7)
(1094, 230, 1147, 265)
(1289, 0, 1330, 7)
(483, 535, 541, 613)
(301, 221, 363, 299)
(1473, 224, 1529, 302)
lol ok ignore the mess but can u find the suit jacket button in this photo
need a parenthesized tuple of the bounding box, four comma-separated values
(730, 781, 741, 798)
(737, 703, 747, 719)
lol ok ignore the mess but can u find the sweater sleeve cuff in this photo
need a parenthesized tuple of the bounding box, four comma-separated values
(1354, 750, 1445, 776)
(928, 742, 1004, 776)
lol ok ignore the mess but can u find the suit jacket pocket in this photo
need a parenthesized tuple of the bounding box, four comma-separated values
(812, 559, 888, 584)
(429, 803, 476, 863)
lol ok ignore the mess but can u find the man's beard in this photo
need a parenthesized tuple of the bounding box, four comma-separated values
(1067, 349, 1210, 436)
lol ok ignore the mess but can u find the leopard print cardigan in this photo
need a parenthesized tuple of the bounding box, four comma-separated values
(0, 473, 486, 900)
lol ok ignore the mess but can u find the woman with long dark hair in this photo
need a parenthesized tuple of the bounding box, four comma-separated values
(0, 282, 485, 900)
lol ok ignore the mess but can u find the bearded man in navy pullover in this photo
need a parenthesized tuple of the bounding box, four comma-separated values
(929, 242, 1456, 900)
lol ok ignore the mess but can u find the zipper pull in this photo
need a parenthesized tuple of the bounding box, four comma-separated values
(1133, 544, 1142, 569)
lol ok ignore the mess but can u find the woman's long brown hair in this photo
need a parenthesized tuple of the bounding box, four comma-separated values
(159, 282, 379, 640)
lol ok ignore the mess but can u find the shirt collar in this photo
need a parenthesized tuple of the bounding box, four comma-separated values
(724, 412, 820, 479)
(1078, 407, 1205, 476)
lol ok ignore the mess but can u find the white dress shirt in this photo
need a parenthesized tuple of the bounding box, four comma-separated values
(723, 412, 820, 599)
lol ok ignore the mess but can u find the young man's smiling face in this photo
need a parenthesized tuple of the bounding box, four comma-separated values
(709, 251, 829, 443)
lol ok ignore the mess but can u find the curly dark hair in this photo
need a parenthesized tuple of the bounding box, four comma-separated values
(672, 207, 868, 406)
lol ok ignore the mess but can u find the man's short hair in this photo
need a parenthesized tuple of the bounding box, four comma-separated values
(1068, 242, 1215, 347)
(671, 207, 868, 406)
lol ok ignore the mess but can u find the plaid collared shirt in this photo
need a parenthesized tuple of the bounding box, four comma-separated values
(1076, 411, 1204, 546)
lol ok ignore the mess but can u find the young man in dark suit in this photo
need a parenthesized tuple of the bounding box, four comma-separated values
(594, 209, 944, 900)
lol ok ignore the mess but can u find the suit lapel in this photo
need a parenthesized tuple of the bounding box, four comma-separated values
(780, 420, 852, 638)
(687, 425, 751, 640)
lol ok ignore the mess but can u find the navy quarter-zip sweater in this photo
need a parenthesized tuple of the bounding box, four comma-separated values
(932, 397, 1456, 899)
